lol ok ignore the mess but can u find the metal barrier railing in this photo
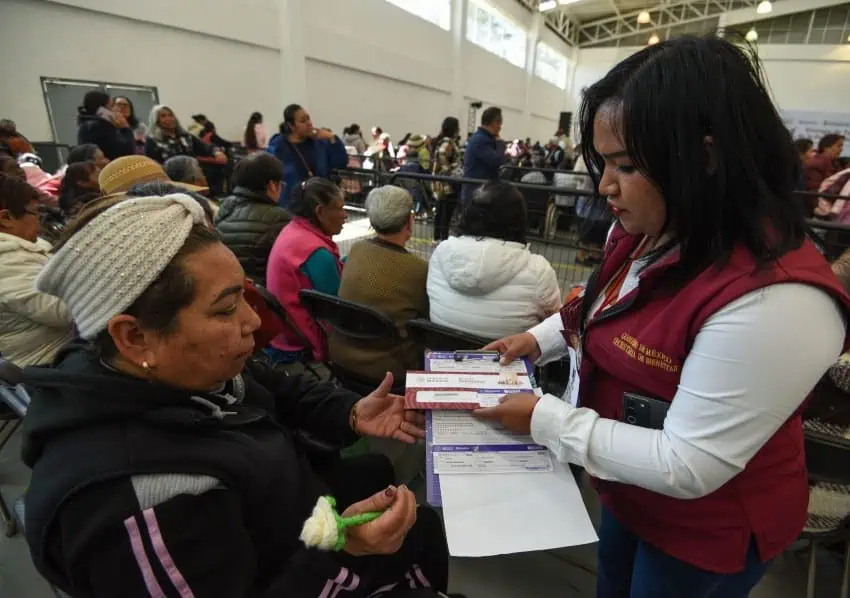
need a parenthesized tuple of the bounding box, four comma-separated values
(332, 166, 850, 290)
(500, 164, 592, 178)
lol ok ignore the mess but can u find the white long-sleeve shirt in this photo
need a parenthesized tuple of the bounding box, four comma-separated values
(528, 282, 845, 500)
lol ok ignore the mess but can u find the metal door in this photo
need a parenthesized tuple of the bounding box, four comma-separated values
(41, 79, 101, 146)
(41, 78, 159, 146)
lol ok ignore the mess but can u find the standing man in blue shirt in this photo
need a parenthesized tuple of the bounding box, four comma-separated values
(462, 107, 508, 202)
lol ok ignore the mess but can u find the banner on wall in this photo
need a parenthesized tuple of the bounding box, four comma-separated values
(782, 110, 850, 157)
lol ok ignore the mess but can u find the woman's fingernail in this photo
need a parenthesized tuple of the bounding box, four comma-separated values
(385, 486, 397, 497)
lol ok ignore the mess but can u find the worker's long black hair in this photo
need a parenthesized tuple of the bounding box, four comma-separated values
(579, 35, 805, 283)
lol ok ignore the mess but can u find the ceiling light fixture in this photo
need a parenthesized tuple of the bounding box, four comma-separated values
(539, 0, 557, 11)
(756, 0, 772, 15)
(648, 33, 660, 45)
(746, 27, 759, 42)
(637, 11, 651, 24)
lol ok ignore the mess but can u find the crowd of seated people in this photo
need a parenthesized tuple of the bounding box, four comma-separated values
(8, 32, 850, 598)
(19, 191, 451, 597)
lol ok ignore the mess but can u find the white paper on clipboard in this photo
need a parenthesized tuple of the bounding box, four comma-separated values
(440, 461, 598, 556)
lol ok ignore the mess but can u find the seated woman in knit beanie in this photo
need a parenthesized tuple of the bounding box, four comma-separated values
(21, 193, 452, 597)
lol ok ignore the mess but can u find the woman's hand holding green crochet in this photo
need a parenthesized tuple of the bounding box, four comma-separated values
(342, 485, 418, 556)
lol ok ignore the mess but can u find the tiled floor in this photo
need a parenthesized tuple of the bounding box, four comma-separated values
(1, 426, 845, 598)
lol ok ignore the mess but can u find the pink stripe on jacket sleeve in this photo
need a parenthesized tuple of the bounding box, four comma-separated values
(142, 508, 196, 598)
(123, 515, 167, 598)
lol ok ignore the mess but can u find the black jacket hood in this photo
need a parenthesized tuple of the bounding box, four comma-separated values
(21, 342, 251, 468)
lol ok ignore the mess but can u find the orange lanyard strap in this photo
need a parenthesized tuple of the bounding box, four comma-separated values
(597, 259, 632, 314)
(596, 236, 652, 314)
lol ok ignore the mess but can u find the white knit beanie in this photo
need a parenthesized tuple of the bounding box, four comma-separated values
(36, 194, 207, 340)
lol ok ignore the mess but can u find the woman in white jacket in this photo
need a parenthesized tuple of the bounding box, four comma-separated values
(427, 181, 561, 339)
(0, 174, 73, 366)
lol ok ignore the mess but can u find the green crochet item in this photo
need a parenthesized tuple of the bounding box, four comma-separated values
(299, 495, 384, 551)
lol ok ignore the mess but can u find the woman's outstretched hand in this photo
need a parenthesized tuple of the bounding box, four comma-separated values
(484, 332, 541, 365)
(473, 393, 540, 435)
(354, 373, 425, 443)
(342, 485, 417, 556)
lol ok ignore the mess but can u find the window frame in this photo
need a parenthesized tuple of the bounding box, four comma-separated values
(534, 41, 569, 89)
(466, 0, 528, 69)
(384, 0, 451, 31)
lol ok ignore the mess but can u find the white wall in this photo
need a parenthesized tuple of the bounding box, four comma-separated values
(0, 0, 281, 142)
(0, 0, 574, 145)
(572, 44, 850, 118)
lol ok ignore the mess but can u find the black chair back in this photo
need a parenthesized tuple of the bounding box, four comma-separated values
(30, 142, 70, 174)
(0, 358, 28, 418)
(299, 290, 403, 395)
(300, 289, 400, 343)
(406, 318, 491, 352)
(252, 282, 313, 350)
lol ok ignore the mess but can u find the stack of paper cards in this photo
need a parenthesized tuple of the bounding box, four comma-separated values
(405, 371, 534, 410)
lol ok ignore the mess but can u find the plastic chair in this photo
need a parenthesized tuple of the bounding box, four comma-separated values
(405, 318, 492, 352)
(0, 358, 28, 537)
(299, 289, 404, 395)
(801, 377, 850, 598)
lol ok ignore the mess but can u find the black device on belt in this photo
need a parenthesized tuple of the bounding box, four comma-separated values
(622, 392, 670, 430)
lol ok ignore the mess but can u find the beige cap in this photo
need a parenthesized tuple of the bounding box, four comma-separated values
(98, 155, 208, 196)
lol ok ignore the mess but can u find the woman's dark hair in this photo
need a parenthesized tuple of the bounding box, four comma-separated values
(481, 107, 502, 127)
(458, 182, 527, 244)
(437, 117, 460, 141)
(289, 177, 341, 224)
(127, 181, 214, 224)
(399, 133, 412, 147)
(818, 133, 845, 153)
(59, 162, 98, 214)
(113, 96, 139, 128)
(794, 138, 813, 156)
(232, 152, 284, 192)
(280, 104, 303, 135)
(78, 90, 110, 121)
(67, 144, 99, 165)
(56, 193, 219, 361)
(244, 111, 264, 149)
(0, 172, 39, 217)
(343, 124, 361, 136)
(579, 35, 805, 281)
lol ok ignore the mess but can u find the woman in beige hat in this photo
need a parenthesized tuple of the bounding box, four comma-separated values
(98, 155, 208, 197)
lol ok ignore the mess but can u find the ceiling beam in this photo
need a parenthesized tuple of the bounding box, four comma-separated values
(719, 0, 848, 27)
(576, 0, 758, 46)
